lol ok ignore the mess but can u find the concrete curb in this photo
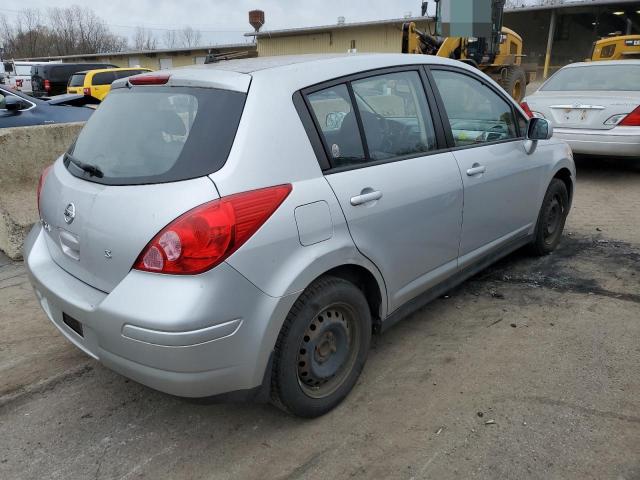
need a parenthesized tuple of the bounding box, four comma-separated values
(0, 122, 84, 259)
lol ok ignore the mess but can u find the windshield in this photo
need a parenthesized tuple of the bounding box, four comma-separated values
(67, 86, 246, 185)
(68, 74, 86, 87)
(542, 65, 640, 91)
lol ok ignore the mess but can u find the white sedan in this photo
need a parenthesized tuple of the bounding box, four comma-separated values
(522, 60, 640, 157)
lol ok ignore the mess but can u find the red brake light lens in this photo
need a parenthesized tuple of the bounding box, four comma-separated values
(133, 184, 292, 275)
(129, 74, 171, 86)
(619, 105, 640, 126)
(83, 87, 91, 96)
(520, 101, 534, 118)
(37, 164, 53, 216)
(44, 79, 51, 92)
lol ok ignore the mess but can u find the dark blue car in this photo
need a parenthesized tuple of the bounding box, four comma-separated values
(0, 86, 93, 128)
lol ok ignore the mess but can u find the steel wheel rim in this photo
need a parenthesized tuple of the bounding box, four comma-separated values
(544, 194, 563, 243)
(296, 303, 360, 399)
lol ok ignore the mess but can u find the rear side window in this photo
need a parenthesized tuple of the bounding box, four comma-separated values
(307, 84, 366, 167)
(306, 70, 438, 169)
(92, 72, 116, 85)
(68, 74, 86, 87)
(351, 71, 437, 161)
(432, 69, 518, 147)
(67, 86, 246, 185)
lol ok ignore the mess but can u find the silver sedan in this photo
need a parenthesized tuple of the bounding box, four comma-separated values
(522, 60, 640, 157)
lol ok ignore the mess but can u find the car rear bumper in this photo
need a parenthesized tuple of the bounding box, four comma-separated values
(553, 126, 640, 157)
(24, 224, 297, 398)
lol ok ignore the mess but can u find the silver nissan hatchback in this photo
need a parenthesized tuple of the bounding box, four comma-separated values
(26, 54, 575, 417)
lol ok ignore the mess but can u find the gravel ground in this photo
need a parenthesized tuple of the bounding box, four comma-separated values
(0, 155, 638, 480)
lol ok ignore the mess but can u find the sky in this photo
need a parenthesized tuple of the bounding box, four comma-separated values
(0, 0, 469, 47)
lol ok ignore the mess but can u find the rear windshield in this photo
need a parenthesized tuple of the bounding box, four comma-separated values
(15, 65, 32, 76)
(68, 73, 86, 87)
(67, 86, 246, 185)
(542, 65, 640, 91)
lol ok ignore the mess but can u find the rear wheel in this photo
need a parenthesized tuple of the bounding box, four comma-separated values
(530, 179, 569, 256)
(271, 276, 371, 417)
(498, 66, 527, 102)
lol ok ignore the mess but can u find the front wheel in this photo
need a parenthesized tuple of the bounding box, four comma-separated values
(270, 276, 372, 417)
(530, 179, 569, 256)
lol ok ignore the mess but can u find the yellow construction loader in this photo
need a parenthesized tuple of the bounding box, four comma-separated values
(590, 34, 640, 61)
(402, 0, 536, 101)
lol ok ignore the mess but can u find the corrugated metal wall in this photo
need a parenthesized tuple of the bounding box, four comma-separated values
(257, 21, 432, 56)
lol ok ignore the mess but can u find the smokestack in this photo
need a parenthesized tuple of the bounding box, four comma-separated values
(249, 10, 265, 33)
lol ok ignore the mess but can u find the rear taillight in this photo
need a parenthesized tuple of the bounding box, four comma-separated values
(619, 105, 640, 126)
(44, 79, 51, 92)
(37, 165, 53, 216)
(83, 87, 91, 96)
(133, 184, 292, 275)
(129, 74, 170, 86)
(16, 79, 23, 88)
(520, 102, 534, 118)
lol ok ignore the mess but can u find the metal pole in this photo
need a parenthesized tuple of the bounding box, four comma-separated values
(543, 9, 556, 80)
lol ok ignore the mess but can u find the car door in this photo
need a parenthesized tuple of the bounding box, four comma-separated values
(304, 69, 463, 312)
(428, 67, 545, 268)
(91, 72, 116, 101)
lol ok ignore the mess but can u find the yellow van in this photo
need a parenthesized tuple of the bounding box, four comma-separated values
(67, 67, 152, 101)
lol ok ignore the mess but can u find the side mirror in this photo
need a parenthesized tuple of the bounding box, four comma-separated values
(527, 117, 553, 141)
(4, 96, 24, 113)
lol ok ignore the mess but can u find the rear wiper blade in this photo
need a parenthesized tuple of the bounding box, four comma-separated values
(64, 153, 104, 178)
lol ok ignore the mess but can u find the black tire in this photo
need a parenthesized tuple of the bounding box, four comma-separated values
(270, 276, 371, 418)
(498, 66, 527, 102)
(529, 179, 569, 256)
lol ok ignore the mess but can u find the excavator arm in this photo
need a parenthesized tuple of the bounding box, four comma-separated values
(401, 22, 442, 55)
(401, 21, 463, 60)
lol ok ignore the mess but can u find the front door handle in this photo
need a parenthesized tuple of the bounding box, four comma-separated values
(350, 190, 383, 206)
(466, 164, 486, 176)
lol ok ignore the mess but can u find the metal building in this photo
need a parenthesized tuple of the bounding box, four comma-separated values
(504, 0, 640, 78)
(245, 17, 433, 57)
(248, 1, 639, 78)
(19, 43, 256, 70)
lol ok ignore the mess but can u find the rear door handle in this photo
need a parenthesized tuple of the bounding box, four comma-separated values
(466, 164, 486, 176)
(350, 190, 383, 206)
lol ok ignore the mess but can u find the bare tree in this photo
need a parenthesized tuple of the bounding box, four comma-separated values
(180, 26, 202, 48)
(163, 30, 179, 49)
(133, 26, 157, 50)
(1, 9, 52, 58)
(1, 6, 126, 58)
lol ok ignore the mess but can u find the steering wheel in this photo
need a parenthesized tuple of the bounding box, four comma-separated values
(361, 112, 391, 152)
(483, 124, 505, 142)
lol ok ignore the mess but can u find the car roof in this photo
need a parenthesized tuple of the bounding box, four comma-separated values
(190, 53, 460, 73)
(78, 67, 153, 75)
(561, 59, 640, 68)
(131, 53, 477, 94)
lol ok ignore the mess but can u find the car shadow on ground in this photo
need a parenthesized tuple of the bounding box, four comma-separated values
(573, 154, 640, 176)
